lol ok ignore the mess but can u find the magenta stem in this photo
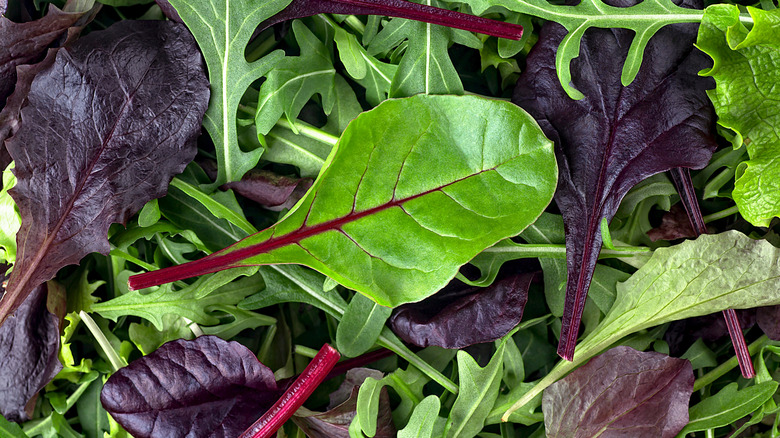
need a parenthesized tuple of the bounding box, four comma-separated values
(326, 348, 394, 380)
(723, 309, 755, 378)
(239, 344, 341, 438)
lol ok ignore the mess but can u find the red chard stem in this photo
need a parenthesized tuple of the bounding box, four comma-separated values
(258, 0, 523, 40)
(239, 343, 341, 438)
(670, 167, 754, 379)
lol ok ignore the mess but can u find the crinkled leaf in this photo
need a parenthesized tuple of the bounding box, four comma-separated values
(543, 346, 692, 438)
(389, 272, 531, 349)
(512, 0, 716, 359)
(678, 381, 778, 437)
(697, 6, 780, 227)
(222, 169, 313, 212)
(1, 20, 209, 325)
(0, 165, 20, 265)
(0, 281, 63, 421)
(101, 336, 281, 438)
(130, 94, 557, 308)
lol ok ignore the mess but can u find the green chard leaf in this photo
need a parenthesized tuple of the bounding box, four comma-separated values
(131, 94, 557, 308)
(167, 0, 291, 184)
(505, 231, 780, 418)
(697, 5, 780, 227)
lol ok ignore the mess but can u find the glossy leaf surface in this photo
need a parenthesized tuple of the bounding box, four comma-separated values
(542, 346, 692, 438)
(697, 6, 780, 226)
(101, 336, 281, 438)
(512, 0, 716, 359)
(131, 94, 557, 307)
(1, 20, 209, 326)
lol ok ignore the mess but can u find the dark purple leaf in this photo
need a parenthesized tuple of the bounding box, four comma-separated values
(512, 0, 717, 360)
(256, 0, 523, 40)
(756, 306, 780, 340)
(389, 272, 533, 349)
(0, 20, 209, 326)
(647, 204, 698, 242)
(0, 278, 65, 421)
(223, 169, 313, 211)
(292, 368, 396, 438)
(101, 336, 281, 438)
(543, 346, 693, 438)
(154, 0, 183, 22)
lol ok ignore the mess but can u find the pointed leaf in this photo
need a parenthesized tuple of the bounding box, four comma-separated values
(130, 94, 557, 308)
(1, 20, 209, 325)
(337, 293, 393, 358)
(398, 395, 441, 438)
(512, 0, 716, 359)
(678, 381, 778, 436)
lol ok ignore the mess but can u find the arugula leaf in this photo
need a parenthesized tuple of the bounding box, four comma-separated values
(697, 5, 780, 227)
(398, 395, 441, 438)
(542, 346, 693, 438)
(337, 293, 393, 358)
(678, 381, 779, 436)
(333, 26, 396, 106)
(166, 0, 290, 185)
(0, 20, 209, 326)
(512, 0, 716, 360)
(131, 94, 557, 308)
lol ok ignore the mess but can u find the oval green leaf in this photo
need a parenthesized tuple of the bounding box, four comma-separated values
(130, 94, 557, 307)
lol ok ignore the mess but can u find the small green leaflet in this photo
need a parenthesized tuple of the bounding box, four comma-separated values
(166, 0, 290, 185)
(336, 293, 393, 358)
(697, 5, 780, 227)
(398, 396, 441, 438)
(131, 94, 557, 308)
(505, 231, 780, 418)
(451, 0, 704, 99)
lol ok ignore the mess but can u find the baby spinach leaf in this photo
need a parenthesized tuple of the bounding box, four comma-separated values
(0, 20, 209, 326)
(131, 94, 557, 308)
(697, 6, 780, 227)
(388, 272, 532, 349)
(0, 281, 63, 422)
(512, 0, 716, 360)
(678, 381, 779, 437)
(542, 346, 693, 438)
(101, 336, 282, 438)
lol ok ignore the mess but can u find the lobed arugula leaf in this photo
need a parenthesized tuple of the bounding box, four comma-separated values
(130, 94, 557, 308)
(697, 5, 780, 227)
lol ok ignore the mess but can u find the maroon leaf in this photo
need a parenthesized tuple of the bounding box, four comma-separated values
(292, 368, 396, 438)
(224, 169, 313, 211)
(389, 272, 533, 349)
(0, 278, 65, 421)
(154, 0, 183, 22)
(257, 0, 523, 40)
(101, 336, 282, 438)
(543, 346, 693, 438)
(647, 204, 698, 242)
(665, 310, 755, 356)
(0, 20, 209, 326)
(756, 306, 780, 341)
(512, 0, 717, 360)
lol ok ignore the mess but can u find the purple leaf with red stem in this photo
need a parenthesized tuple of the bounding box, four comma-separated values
(669, 167, 754, 378)
(255, 0, 523, 40)
(239, 344, 341, 438)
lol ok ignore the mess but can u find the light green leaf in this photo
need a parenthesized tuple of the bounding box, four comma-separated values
(128, 315, 193, 355)
(697, 5, 780, 227)
(444, 343, 505, 437)
(0, 414, 28, 438)
(443, 0, 704, 99)
(137, 199, 160, 228)
(357, 377, 385, 437)
(255, 20, 336, 135)
(263, 123, 333, 178)
(504, 231, 780, 418)
(337, 293, 393, 358)
(166, 0, 290, 184)
(143, 94, 556, 307)
(335, 27, 396, 105)
(322, 75, 364, 135)
(399, 395, 441, 438)
(0, 164, 20, 266)
(677, 382, 779, 437)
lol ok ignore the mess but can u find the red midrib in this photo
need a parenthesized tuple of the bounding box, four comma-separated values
(129, 166, 496, 290)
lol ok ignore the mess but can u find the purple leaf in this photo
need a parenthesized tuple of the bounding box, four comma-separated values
(0, 20, 209, 325)
(665, 310, 755, 356)
(512, 0, 717, 360)
(223, 169, 313, 212)
(756, 306, 780, 340)
(646, 204, 698, 242)
(292, 368, 396, 438)
(0, 278, 65, 421)
(257, 0, 523, 40)
(154, 0, 183, 22)
(101, 336, 282, 438)
(543, 346, 693, 438)
(389, 272, 533, 349)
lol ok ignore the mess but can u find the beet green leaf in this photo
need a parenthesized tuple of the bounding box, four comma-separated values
(697, 6, 780, 227)
(542, 346, 693, 438)
(512, 0, 717, 360)
(131, 94, 557, 307)
(0, 20, 209, 327)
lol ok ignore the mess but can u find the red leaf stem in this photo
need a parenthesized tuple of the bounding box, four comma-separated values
(325, 348, 394, 380)
(258, 0, 523, 40)
(670, 167, 754, 379)
(238, 343, 341, 438)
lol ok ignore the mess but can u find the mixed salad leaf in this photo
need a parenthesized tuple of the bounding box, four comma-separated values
(1, 0, 780, 436)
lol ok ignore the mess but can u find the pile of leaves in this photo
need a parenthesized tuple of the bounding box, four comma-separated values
(1, 0, 780, 436)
